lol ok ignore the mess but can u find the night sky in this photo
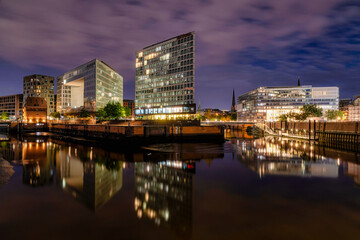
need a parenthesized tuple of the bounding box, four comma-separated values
(0, 0, 359, 110)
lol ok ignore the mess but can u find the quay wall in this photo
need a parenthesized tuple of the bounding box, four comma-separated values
(266, 121, 360, 151)
(267, 121, 359, 133)
(47, 123, 224, 144)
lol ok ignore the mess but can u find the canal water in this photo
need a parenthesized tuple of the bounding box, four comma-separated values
(0, 132, 359, 240)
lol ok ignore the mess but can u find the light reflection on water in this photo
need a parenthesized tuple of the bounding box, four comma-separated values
(0, 133, 359, 239)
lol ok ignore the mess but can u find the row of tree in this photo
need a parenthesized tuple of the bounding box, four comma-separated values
(51, 101, 132, 120)
(196, 111, 237, 121)
(279, 104, 344, 121)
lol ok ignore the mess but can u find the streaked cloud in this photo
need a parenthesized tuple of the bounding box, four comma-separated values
(0, 0, 359, 108)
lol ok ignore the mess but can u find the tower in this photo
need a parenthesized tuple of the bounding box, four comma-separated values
(298, 76, 301, 86)
(231, 89, 236, 112)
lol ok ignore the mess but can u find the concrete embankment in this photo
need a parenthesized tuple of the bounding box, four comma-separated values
(47, 123, 224, 146)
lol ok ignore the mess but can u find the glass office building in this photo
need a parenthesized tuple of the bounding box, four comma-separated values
(237, 85, 339, 122)
(135, 32, 195, 119)
(57, 59, 123, 113)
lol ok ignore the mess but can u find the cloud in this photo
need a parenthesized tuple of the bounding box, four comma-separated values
(0, 0, 359, 108)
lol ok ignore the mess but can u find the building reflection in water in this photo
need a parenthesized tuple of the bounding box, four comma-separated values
(56, 145, 123, 211)
(22, 139, 55, 186)
(0, 137, 55, 187)
(343, 162, 360, 186)
(134, 160, 194, 238)
(235, 137, 340, 178)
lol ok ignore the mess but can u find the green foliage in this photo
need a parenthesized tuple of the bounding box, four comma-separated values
(301, 104, 323, 118)
(277, 105, 323, 121)
(325, 110, 344, 120)
(230, 113, 237, 121)
(95, 108, 107, 119)
(0, 112, 9, 120)
(96, 101, 131, 120)
(79, 108, 90, 118)
(51, 111, 61, 119)
(123, 107, 132, 118)
(279, 114, 288, 122)
(104, 101, 122, 119)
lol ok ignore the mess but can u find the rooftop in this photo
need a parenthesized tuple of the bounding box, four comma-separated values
(140, 32, 194, 51)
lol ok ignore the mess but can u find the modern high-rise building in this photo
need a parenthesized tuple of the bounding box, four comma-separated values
(57, 59, 123, 113)
(23, 74, 55, 116)
(0, 94, 23, 120)
(135, 32, 196, 119)
(237, 85, 339, 122)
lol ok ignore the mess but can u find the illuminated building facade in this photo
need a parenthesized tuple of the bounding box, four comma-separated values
(57, 59, 123, 113)
(23, 74, 55, 116)
(0, 94, 23, 119)
(134, 161, 194, 237)
(339, 98, 353, 120)
(237, 85, 339, 122)
(23, 97, 47, 123)
(135, 32, 195, 119)
(123, 99, 135, 119)
(348, 96, 360, 121)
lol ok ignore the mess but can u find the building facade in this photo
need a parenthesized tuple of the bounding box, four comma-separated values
(237, 85, 339, 122)
(348, 96, 360, 121)
(135, 32, 195, 119)
(23, 97, 47, 123)
(339, 98, 353, 120)
(57, 59, 123, 114)
(123, 99, 135, 119)
(23, 74, 55, 116)
(0, 94, 23, 120)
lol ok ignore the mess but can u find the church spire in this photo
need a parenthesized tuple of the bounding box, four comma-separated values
(231, 89, 236, 112)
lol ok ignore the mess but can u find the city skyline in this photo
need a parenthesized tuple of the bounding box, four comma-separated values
(0, 0, 360, 110)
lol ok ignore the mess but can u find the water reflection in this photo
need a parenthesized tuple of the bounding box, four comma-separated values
(134, 160, 194, 238)
(56, 144, 123, 211)
(0, 134, 359, 239)
(343, 162, 360, 186)
(233, 137, 360, 181)
(22, 140, 55, 186)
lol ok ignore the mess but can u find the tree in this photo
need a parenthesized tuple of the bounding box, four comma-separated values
(0, 112, 9, 120)
(326, 110, 344, 120)
(230, 113, 237, 121)
(104, 101, 122, 119)
(79, 108, 90, 118)
(301, 104, 323, 118)
(95, 108, 107, 120)
(279, 114, 288, 122)
(51, 112, 61, 119)
(123, 107, 132, 118)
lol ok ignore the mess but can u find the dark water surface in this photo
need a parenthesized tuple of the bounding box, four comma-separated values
(0, 133, 359, 240)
